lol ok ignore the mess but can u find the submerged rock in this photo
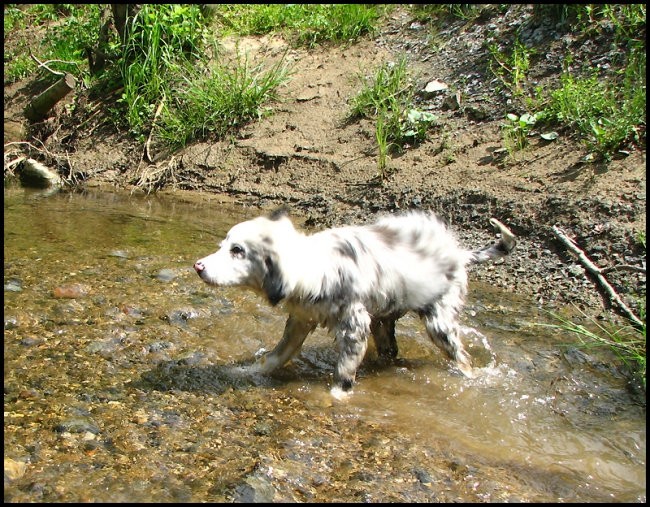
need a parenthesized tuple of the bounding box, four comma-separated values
(4, 458, 28, 481)
(54, 417, 101, 435)
(4, 279, 22, 292)
(232, 474, 277, 503)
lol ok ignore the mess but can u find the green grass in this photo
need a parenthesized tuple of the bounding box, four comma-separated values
(349, 57, 438, 177)
(117, 5, 291, 148)
(4, 3, 645, 161)
(488, 36, 535, 98)
(534, 4, 646, 43)
(211, 4, 387, 47)
(540, 53, 645, 159)
(409, 4, 486, 24)
(541, 307, 646, 389)
(349, 57, 413, 120)
(4, 4, 103, 83)
(116, 4, 209, 139)
(406, 4, 645, 161)
(5, 4, 385, 149)
(157, 56, 290, 150)
(492, 4, 646, 160)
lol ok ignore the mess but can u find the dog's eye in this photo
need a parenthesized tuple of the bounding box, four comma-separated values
(230, 244, 245, 258)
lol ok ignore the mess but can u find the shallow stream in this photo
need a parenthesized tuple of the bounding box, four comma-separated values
(4, 188, 645, 502)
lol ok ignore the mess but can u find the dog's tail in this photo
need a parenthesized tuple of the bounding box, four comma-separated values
(470, 218, 516, 264)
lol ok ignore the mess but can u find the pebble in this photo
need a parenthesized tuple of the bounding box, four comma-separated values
(4, 317, 19, 330)
(54, 417, 101, 435)
(4, 279, 22, 292)
(155, 269, 177, 282)
(52, 284, 90, 299)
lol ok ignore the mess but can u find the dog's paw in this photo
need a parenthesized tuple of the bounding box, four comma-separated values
(455, 361, 475, 379)
(330, 385, 353, 401)
(248, 353, 279, 375)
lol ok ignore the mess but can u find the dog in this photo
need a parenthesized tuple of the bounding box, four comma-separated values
(194, 208, 516, 396)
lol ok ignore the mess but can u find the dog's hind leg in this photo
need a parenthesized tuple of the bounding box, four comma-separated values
(251, 315, 316, 374)
(333, 303, 372, 393)
(370, 316, 398, 362)
(420, 305, 473, 378)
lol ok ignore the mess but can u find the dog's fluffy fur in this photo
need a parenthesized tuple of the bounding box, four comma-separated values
(194, 209, 516, 394)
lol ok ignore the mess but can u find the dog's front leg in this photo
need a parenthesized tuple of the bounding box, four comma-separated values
(333, 303, 371, 394)
(251, 315, 316, 374)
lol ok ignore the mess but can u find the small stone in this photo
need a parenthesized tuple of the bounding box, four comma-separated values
(155, 269, 176, 282)
(233, 475, 276, 503)
(424, 79, 449, 94)
(52, 284, 90, 299)
(4, 458, 27, 481)
(19, 158, 62, 189)
(54, 417, 101, 435)
(4, 279, 22, 292)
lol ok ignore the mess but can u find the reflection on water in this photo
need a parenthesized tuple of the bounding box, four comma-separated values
(4, 188, 645, 502)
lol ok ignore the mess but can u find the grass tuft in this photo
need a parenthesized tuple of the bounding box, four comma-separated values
(541, 307, 646, 389)
(212, 4, 387, 47)
(157, 56, 290, 150)
(349, 58, 438, 177)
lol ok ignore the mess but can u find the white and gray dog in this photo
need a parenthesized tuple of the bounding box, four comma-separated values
(194, 208, 516, 396)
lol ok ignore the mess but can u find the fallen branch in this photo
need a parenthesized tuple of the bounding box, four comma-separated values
(30, 53, 67, 76)
(551, 225, 644, 328)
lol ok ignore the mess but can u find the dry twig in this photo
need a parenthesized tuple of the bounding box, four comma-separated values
(551, 225, 644, 328)
(144, 94, 166, 163)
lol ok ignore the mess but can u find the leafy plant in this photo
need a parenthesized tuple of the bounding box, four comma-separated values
(403, 109, 438, 144)
(4, 5, 103, 83)
(349, 58, 438, 177)
(502, 112, 539, 153)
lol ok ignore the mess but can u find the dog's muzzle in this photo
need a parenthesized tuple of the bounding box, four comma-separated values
(193, 261, 205, 274)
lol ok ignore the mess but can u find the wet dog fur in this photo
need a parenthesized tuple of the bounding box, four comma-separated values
(194, 208, 516, 395)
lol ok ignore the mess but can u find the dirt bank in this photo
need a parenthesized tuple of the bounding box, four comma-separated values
(4, 5, 645, 322)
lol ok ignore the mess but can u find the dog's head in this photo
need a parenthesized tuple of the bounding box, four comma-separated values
(194, 209, 294, 305)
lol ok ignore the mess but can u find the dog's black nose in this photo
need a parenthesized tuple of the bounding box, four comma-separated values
(193, 261, 204, 273)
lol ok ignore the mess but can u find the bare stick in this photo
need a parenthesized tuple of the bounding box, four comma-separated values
(30, 53, 66, 76)
(601, 265, 646, 275)
(551, 225, 644, 328)
(144, 94, 166, 163)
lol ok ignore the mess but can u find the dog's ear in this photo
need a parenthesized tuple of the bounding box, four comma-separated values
(268, 207, 290, 221)
(262, 254, 286, 305)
